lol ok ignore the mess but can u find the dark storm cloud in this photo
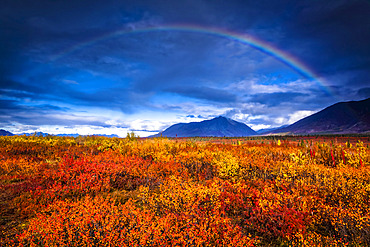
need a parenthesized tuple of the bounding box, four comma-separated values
(249, 93, 309, 107)
(1, 0, 369, 132)
(0, 98, 120, 128)
(2, 0, 370, 73)
(283, 1, 370, 88)
(0, 98, 66, 118)
(166, 86, 237, 103)
(0, 99, 20, 112)
(358, 88, 370, 98)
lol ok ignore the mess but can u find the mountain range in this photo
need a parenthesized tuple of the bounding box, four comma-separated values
(0, 129, 14, 136)
(269, 98, 370, 135)
(155, 98, 370, 137)
(256, 125, 289, 134)
(1, 98, 369, 137)
(0, 131, 119, 138)
(152, 116, 257, 137)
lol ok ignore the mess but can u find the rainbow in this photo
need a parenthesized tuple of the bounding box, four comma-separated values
(51, 24, 331, 94)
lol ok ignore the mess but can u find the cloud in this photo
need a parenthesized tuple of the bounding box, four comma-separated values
(0, 97, 128, 129)
(62, 79, 79, 85)
(1, 0, 369, 136)
(128, 119, 165, 132)
(249, 92, 309, 107)
(358, 87, 370, 98)
(287, 110, 316, 124)
(166, 86, 237, 103)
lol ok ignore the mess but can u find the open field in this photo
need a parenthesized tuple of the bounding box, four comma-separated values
(1, 135, 370, 246)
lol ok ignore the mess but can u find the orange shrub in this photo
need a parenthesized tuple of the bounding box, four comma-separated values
(0, 135, 369, 246)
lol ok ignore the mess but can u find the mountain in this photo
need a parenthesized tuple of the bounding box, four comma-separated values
(56, 133, 81, 137)
(16, 132, 119, 137)
(90, 134, 119, 138)
(0, 129, 14, 136)
(256, 125, 288, 134)
(153, 116, 257, 137)
(23, 132, 50, 137)
(270, 98, 370, 135)
(56, 133, 119, 137)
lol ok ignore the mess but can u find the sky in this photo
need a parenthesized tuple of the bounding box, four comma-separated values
(1, 0, 370, 137)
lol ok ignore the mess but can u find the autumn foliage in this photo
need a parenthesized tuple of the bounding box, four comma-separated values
(1, 135, 369, 246)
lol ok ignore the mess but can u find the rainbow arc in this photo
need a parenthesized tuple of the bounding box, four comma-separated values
(51, 24, 331, 95)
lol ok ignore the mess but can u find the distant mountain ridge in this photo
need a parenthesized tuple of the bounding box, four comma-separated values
(0, 129, 13, 136)
(152, 116, 257, 137)
(2, 98, 369, 137)
(270, 98, 370, 135)
(0, 131, 119, 138)
(256, 125, 288, 134)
